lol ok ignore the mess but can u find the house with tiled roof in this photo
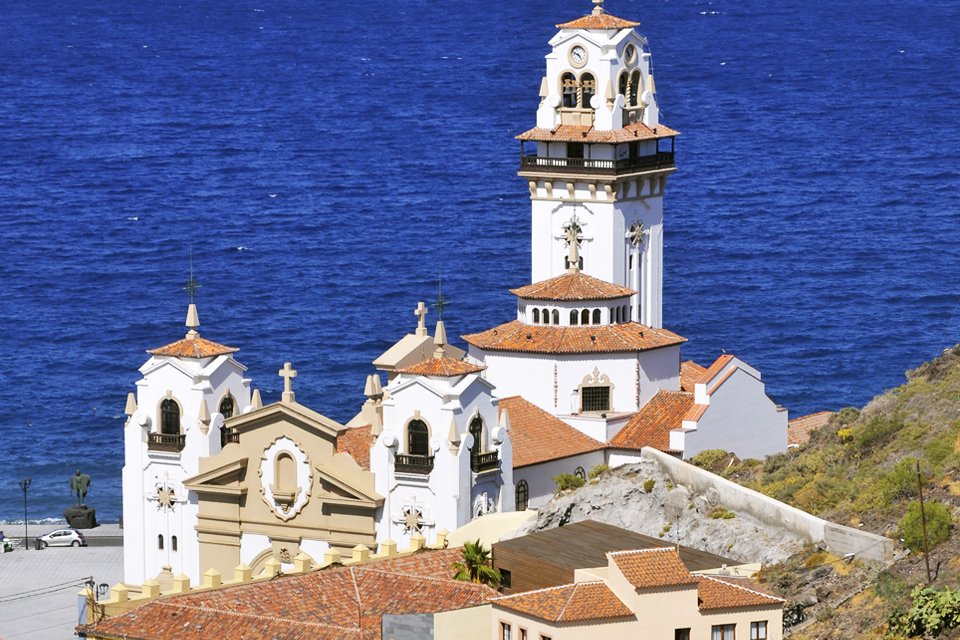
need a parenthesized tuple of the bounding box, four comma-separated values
(490, 547, 783, 640)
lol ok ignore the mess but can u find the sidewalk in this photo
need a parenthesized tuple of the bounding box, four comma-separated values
(0, 530, 123, 640)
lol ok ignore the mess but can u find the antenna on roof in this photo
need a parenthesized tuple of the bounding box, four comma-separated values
(184, 246, 201, 335)
(184, 246, 201, 304)
(432, 266, 449, 320)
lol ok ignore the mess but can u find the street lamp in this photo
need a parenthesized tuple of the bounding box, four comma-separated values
(19, 478, 31, 549)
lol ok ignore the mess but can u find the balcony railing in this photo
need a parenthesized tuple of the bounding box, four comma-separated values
(519, 151, 675, 175)
(224, 428, 240, 445)
(148, 432, 186, 453)
(395, 454, 435, 475)
(471, 451, 500, 473)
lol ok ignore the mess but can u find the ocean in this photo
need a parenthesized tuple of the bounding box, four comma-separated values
(0, 0, 957, 522)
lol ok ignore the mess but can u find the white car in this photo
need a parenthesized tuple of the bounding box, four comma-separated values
(38, 529, 86, 548)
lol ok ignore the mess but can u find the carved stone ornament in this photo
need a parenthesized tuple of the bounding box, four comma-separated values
(259, 436, 312, 521)
(155, 485, 176, 511)
(278, 548, 292, 564)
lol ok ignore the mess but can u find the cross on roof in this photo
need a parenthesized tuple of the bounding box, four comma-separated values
(563, 216, 583, 272)
(184, 248, 201, 303)
(432, 276, 448, 320)
(414, 301, 428, 337)
(279, 362, 297, 404)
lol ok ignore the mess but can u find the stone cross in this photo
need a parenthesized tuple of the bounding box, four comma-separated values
(564, 222, 582, 272)
(414, 301, 428, 337)
(279, 362, 297, 404)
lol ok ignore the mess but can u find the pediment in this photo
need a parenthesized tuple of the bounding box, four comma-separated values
(314, 461, 383, 507)
(227, 400, 344, 439)
(184, 458, 248, 496)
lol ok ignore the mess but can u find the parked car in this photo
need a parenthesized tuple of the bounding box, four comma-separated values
(38, 529, 86, 548)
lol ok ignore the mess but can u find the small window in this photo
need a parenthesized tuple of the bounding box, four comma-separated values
(712, 624, 736, 640)
(569, 310, 578, 325)
(552, 309, 559, 325)
(581, 309, 590, 324)
(219, 395, 234, 419)
(561, 72, 577, 108)
(532, 308, 540, 324)
(629, 253, 634, 270)
(469, 416, 484, 460)
(500, 569, 512, 589)
(615, 307, 621, 323)
(618, 71, 628, 98)
(751, 621, 767, 639)
(519, 629, 527, 640)
(630, 69, 641, 106)
(157, 534, 164, 550)
(160, 399, 180, 435)
(542, 308, 550, 325)
(592, 308, 601, 324)
(516, 480, 529, 511)
(581, 386, 610, 412)
(501, 622, 512, 640)
(574, 466, 585, 480)
(408, 420, 429, 456)
(675, 630, 691, 640)
(580, 73, 596, 108)
(540, 635, 552, 640)
(171, 535, 178, 552)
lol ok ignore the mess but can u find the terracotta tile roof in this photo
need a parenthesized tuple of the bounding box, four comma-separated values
(510, 271, 635, 301)
(680, 360, 707, 392)
(148, 334, 239, 359)
(556, 13, 641, 30)
(493, 581, 633, 623)
(397, 357, 485, 377)
(81, 548, 496, 640)
(697, 354, 735, 386)
(696, 575, 784, 611)
(609, 390, 693, 452)
(788, 410, 833, 446)
(682, 402, 708, 423)
(608, 548, 698, 590)
(516, 122, 679, 144)
(463, 320, 685, 355)
(337, 424, 374, 470)
(499, 396, 604, 468)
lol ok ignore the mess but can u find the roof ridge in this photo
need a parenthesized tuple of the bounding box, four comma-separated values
(492, 581, 587, 601)
(607, 546, 678, 558)
(357, 565, 496, 591)
(149, 601, 360, 631)
(698, 575, 786, 603)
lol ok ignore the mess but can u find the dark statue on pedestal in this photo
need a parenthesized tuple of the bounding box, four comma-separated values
(64, 469, 97, 529)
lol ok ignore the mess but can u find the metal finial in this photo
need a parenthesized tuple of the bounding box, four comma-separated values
(592, 0, 605, 15)
(432, 269, 448, 320)
(184, 247, 201, 303)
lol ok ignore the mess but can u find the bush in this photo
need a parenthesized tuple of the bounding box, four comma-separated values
(553, 473, 585, 493)
(708, 506, 736, 520)
(691, 449, 730, 471)
(588, 464, 609, 479)
(887, 585, 960, 638)
(879, 458, 920, 503)
(643, 479, 656, 493)
(898, 500, 952, 552)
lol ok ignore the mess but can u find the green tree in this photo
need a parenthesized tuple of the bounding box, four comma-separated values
(451, 539, 501, 588)
(898, 500, 952, 552)
(553, 473, 585, 493)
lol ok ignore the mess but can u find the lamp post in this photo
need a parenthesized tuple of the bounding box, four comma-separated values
(19, 478, 31, 549)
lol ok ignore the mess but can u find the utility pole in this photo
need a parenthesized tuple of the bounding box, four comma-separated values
(19, 478, 31, 549)
(916, 460, 932, 584)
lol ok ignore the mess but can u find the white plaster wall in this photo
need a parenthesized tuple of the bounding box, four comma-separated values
(515, 450, 605, 509)
(683, 369, 788, 460)
(606, 449, 645, 468)
(240, 532, 271, 567)
(299, 538, 330, 564)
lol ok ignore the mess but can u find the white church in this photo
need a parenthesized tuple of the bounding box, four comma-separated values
(120, 0, 787, 588)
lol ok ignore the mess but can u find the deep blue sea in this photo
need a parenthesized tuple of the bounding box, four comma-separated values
(0, 0, 957, 522)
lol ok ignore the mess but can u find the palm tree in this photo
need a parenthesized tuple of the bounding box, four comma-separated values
(451, 539, 501, 588)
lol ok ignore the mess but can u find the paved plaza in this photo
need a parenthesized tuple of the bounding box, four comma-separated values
(0, 525, 123, 640)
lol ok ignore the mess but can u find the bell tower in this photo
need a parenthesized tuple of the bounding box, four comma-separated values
(518, 0, 677, 328)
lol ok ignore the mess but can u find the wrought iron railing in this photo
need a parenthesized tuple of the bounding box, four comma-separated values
(148, 432, 186, 452)
(224, 428, 240, 444)
(520, 151, 674, 174)
(395, 454, 434, 475)
(471, 451, 500, 473)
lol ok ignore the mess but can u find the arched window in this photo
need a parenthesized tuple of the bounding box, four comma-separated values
(533, 308, 540, 324)
(157, 534, 164, 550)
(615, 307, 621, 323)
(515, 480, 529, 512)
(592, 309, 601, 324)
(171, 536, 178, 552)
(276, 453, 297, 495)
(581, 309, 590, 325)
(580, 73, 596, 109)
(626, 305, 632, 321)
(561, 73, 578, 108)
(219, 395, 234, 419)
(630, 70, 641, 106)
(408, 420, 429, 456)
(542, 308, 550, 325)
(618, 71, 628, 99)
(552, 309, 559, 325)
(469, 416, 483, 460)
(570, 310, 579, 325)
(574, 466, 586, 480)
(160, 399, 180, 435)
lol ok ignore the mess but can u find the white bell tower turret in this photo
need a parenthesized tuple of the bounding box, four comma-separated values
(518, 0, 677, 328)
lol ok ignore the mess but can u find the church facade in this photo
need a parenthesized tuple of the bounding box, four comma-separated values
(120, 0, 786, 587)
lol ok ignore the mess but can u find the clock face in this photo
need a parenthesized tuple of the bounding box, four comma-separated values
(624, 44, 637, 65)
(569, 45, 588, 68)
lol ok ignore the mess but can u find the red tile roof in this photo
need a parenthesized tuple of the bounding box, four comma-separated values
(81, 548, 496, 640)
(697, 354, 734, 386)
(609, 390, 693, 452)
(517, 122, 679, 144)
(510, 271, 635, 301)
(148, 335, 239, 359)
(397, 357, 485, 377)
(499, 396, 604, 468)
(696, 575, 784, 611)
(680, 360, 707, 392)
(463, 321, 685, 355)
(787, 411, 833, 446)
(608, 548, 698, 590)
(493, 581, 633, 623)
(556, 13, 641, 30)
(337, 424, 374, 470)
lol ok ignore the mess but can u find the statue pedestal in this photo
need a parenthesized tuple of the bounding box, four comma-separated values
(64, 505, 97, 529)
